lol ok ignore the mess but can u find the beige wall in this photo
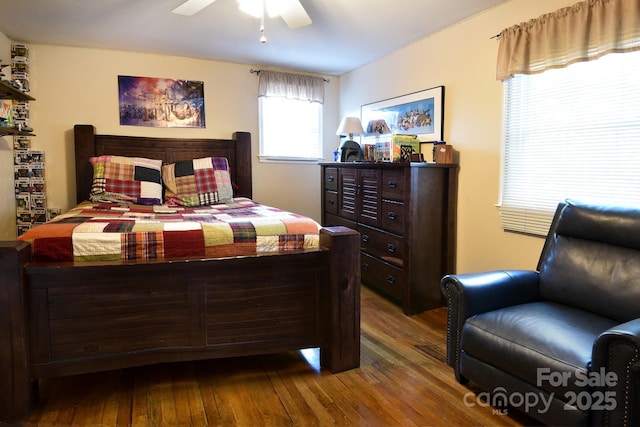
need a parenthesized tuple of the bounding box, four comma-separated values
(0, 44, 339, 239)
(339, 0, 576, 273)
(0, 0, 581, 276)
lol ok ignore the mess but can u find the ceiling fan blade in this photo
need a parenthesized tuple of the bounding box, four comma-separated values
(171, 0, 217, 16)
(279, 0, 312, 29)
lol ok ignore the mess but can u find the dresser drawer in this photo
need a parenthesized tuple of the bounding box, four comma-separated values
(381, 200, 405, 235)
(324, 191, 338, 215)
(381, 169, 405, 201)
(361, 253, 404, 301)
(324, 167, 338, 191)
(359, 224, 404, 267)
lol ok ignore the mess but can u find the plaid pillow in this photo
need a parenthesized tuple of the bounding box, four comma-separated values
(89, 155, 163, 205)
(162, 157, 233, 207)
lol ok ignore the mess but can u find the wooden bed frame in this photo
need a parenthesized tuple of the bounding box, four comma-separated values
(0, 124, 360, 423)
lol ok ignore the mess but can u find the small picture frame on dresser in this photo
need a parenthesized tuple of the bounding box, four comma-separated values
(434, 144, 453, 164)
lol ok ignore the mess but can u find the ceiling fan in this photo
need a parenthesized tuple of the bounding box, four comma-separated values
(171, 0, 312, 30)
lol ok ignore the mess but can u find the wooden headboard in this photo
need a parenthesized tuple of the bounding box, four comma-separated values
(73, 124, 252, 204)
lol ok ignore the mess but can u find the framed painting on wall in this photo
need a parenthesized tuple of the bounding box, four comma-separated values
(361, 86, 444, 142)
(118, 75, 206, 128)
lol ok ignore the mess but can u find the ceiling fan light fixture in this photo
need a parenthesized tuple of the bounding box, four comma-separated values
(174, 0, 310, 30)
(237, 0, 303, 20)
(237, 0, 263, 18)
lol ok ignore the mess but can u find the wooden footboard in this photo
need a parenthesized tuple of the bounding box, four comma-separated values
(0, 227, 360, 424)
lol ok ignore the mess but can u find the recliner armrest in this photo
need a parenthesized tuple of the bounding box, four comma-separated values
(441, 270, 541, 319)
(441, 270, 540, 381)
(591, 318, 640, 427)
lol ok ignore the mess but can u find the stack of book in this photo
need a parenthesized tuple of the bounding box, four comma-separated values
(371, 134, 420, 162)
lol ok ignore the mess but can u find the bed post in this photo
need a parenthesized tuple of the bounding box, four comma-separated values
(319, 226, 361, 373)
(0, 242, 34, 423)
(74, 124, 97, 204)
(232, 131, 252, 199)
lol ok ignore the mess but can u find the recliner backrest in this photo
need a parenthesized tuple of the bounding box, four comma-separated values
(538, 200, 640, 322)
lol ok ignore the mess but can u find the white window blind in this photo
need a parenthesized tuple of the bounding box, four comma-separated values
(500, 50, 640, 236)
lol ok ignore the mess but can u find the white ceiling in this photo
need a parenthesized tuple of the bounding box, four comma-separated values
(0, 0, 508, 76)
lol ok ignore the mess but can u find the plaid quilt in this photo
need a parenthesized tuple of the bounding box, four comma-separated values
(18, 198, 321, 263)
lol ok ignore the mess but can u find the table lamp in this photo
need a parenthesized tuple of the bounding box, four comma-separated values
(336, 116, 365, 162)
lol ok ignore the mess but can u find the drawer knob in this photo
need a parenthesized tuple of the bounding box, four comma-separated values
(327, 175, 335, 182)
(362, 263, 369, 271)
(328, 200, 335, 206)
(386, 275, 396, 285)
(388, 180, 398, 188)
(387, 244, 397, 253)
(387, 212, 397, 220)
(362, 234, 369, 243)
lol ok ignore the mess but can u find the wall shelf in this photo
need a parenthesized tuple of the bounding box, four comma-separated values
(0, 80, 35, 101)
(0, 126, 35, 137)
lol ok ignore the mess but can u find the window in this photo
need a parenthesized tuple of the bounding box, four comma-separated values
(259, 97, 322, 160)
(500, 50, 640, 235)
(257, 70, 324, 162)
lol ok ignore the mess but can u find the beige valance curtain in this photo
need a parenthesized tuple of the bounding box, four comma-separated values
(496, 0, 640, 80)
(258, 70, 325, 103)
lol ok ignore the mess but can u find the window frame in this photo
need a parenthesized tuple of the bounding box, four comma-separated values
(257, 96, 324, 163)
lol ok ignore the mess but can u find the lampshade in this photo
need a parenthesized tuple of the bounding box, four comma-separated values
(336, 117, 365, 137)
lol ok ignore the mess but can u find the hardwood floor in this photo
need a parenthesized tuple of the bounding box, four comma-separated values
(23, 286, 537, 426)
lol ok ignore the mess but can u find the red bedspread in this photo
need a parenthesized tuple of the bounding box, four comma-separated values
(17, 198, 321, 263)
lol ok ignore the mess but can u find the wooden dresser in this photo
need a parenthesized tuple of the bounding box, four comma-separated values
(321, 162, 458, 315)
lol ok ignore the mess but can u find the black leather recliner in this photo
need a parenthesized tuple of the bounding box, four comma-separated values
(441, 200, 640, 426)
